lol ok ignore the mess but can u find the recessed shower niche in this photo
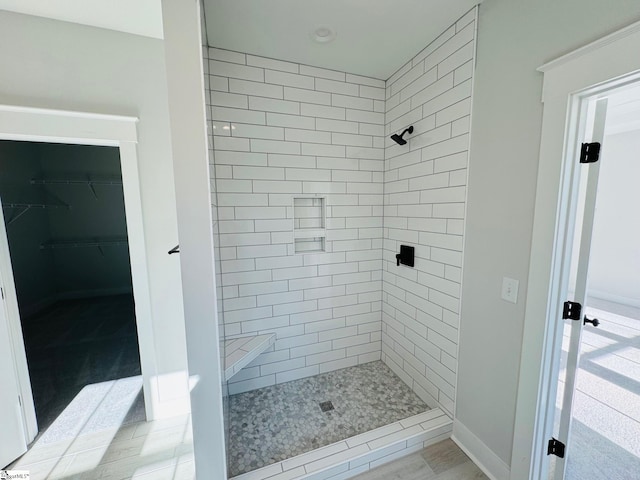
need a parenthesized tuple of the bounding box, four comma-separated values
(208, 7, 477, 479)
(293, 196, 326, 254)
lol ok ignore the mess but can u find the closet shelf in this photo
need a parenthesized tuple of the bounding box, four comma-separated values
(223, 333, 276, 381)
(31, 177, 123, 186)
(31, 176, 123, 200)
(40, 237, 128, 250)
(1, 187, 70, 225)
(293, 228, 326, 239)
(3, 201, 69, 209)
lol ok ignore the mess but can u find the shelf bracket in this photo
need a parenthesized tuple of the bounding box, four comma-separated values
(7, 206, 31, 226)
(88, 182, 99, 199)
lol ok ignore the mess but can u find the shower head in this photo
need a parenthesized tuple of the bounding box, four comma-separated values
(390, 126, 414, 145)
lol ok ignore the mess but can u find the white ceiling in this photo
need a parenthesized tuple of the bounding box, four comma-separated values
(0, 0, 164, 39)
(0, 0, 478, 80)
(203, 0, 480, 80)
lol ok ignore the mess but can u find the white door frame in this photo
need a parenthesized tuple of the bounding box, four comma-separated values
(0, 104, 156, 442)
(510, 20, 640, 480)
(552, 97, 608, 480)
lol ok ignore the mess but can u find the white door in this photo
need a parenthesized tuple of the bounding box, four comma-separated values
(0, 284, 28, 467)
(550, 98, 608, 479)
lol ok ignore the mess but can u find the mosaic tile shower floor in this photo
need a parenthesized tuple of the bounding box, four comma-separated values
(227, 361, 429, 477)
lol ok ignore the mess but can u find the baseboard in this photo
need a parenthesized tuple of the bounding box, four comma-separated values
(588, 290, 640, 309)
(20, 294, 58, 318)
(451, 419, 510, 480)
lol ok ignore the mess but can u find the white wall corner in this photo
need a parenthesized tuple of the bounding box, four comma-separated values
(452, 419, 511, 480)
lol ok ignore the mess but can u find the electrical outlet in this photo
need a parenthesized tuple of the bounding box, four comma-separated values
(501, 277, 519, 304)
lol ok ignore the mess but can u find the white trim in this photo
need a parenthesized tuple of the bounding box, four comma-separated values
(452, 420, 510, 480)
(0, 104, 157, 442)
(511, 23, 640, 480)
(0, 105, 137, 145)
(538, 19, 640, 73)
(0, 202, 31, 458)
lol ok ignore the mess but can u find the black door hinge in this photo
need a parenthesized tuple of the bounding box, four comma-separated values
(579, 142, 601, 163)
(548, 438, 566, 458)
(563, 301, 582, 320)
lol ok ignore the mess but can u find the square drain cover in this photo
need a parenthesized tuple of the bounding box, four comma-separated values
(319, 401, 334, 412)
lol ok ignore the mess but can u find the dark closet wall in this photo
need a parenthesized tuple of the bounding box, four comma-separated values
(0, 141, 132, 317)
(0, 141, 57, 311)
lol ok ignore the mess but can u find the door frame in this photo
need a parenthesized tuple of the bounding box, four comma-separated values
(510, 20, 640, 480)
(0, 104, 155, 443)
(550, 97, 608, 480)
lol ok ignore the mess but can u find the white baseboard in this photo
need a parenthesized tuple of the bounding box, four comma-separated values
(452, 419, 510, 480)
(588, 290, 640, 309)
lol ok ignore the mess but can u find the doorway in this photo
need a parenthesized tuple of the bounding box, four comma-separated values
(509, 20, 640, 480)
(0, 105, 157, 471)
(0, 140, 146, 444)
(547, 86, 640, 479)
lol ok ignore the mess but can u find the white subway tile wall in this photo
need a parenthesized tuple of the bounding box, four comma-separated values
(382, 10, 476, 416)
(206, 8, 476, 415)
(205, 48, 386, 394)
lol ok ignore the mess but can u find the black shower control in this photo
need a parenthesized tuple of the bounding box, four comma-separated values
(396, 245, 415, 267)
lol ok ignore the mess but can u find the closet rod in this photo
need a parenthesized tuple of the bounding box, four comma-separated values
(30, 178, 123, 186)
(40, 237, 128, 250)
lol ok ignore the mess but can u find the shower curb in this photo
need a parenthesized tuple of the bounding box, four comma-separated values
(230, 407, 452, 480)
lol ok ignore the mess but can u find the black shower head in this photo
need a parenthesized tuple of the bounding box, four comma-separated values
(390, 126, 414, 145)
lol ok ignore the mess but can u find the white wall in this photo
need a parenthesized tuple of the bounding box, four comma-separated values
(588, 129, 640, 306)
(382, 9, 476, 418)
(0, 10, 190, 420)
(457, 0, 640, 472)
(206, 48, 386, 394)
(161, 1, 227, 477)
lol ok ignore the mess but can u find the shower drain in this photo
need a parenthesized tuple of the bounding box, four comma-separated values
(319, 401, 334, 412)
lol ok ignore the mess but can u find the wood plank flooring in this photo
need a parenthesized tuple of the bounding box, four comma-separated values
(9, 415, 486, 480)
(350, 439, 488, 480)
(8, 414, 194, 479)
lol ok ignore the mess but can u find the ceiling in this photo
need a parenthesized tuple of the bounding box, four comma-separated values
(0, 0, 479, 81)
(203, 0, 480, 80)
(0, 0, 164, 39)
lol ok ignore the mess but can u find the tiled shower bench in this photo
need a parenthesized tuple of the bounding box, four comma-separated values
(224, 334, 277, 382)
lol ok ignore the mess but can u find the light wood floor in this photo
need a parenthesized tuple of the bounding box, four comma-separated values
(9, 414, 194, 479)
(351, 439, 488, 480)
(10, 415, 487, 480)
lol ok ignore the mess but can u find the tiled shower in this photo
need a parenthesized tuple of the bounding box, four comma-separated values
(205, 8, 476, 478)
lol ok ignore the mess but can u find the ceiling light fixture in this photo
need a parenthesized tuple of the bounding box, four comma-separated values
(311, 26, 336, 44)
